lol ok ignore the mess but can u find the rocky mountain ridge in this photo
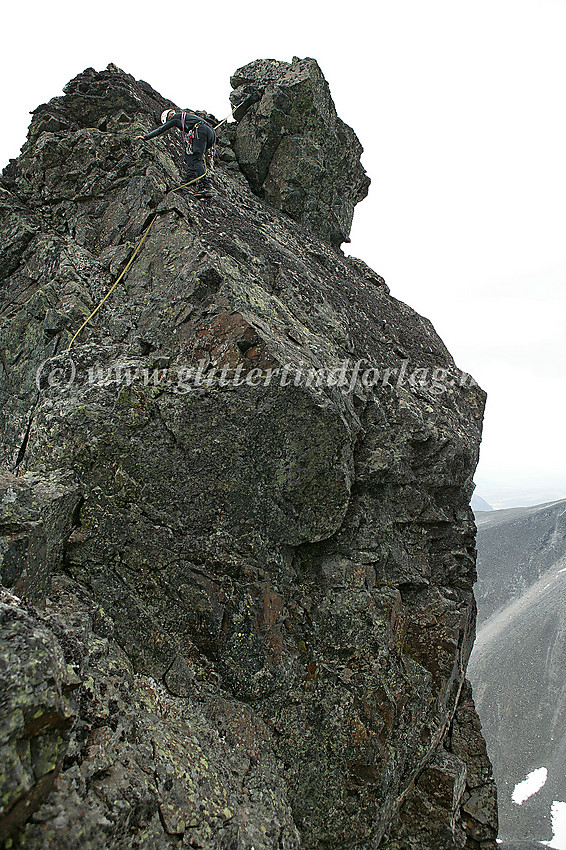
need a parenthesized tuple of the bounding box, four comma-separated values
(0, 59, 497, 848)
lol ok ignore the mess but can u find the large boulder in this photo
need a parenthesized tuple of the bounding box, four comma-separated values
(230, 57, 370, 247)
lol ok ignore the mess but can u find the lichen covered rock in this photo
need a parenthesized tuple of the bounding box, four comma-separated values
(0, 62, 496, 848)
(385, 680, 498, 848)
(230, 56, 370, 247)
(0, 470, 82, 601)
(0, 589, 77, 845)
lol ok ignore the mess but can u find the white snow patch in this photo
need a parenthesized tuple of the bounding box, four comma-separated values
(541, 801, 566, 849)
(512, 767, 548, 804)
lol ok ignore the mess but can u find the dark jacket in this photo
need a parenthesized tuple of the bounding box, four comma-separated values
(144, 112, 215, 149)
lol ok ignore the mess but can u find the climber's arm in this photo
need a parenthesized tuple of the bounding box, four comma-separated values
(143, 116, 182, 140)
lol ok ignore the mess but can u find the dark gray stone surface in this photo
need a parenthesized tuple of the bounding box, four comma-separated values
(0, 62, 495, 849)
(230, 57, 370, 247)
(0, 470, 82, 601)
(0, 588, 77, 845)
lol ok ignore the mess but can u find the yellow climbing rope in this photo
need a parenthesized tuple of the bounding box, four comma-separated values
(66, 214, 159, 350)
(213, 115, 230, 131)
(66, 159, 209, 350)
(171, 156, 209, 194)
(65, 106, 236, 350)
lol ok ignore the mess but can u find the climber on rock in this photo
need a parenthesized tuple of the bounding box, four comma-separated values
(139, 109, 216, 195)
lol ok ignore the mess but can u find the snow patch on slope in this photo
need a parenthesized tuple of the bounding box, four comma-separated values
(541, 801, 566, 849)
(512, 767, 548, 804)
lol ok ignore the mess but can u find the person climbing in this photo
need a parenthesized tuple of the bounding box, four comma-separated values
(139, 109, 216, 196)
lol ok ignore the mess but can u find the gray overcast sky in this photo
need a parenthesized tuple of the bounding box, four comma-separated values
(2, 0, 565, 508)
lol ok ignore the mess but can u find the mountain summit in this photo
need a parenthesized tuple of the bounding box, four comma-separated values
(0, 61, 496, 848)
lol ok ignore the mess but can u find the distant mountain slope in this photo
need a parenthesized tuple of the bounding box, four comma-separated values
(474, 499, 566, 624)
(469, 499, 566, 849)
(471, 494, 493, 512)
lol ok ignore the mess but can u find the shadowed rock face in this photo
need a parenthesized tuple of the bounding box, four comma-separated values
(0, 62, 496, 848)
